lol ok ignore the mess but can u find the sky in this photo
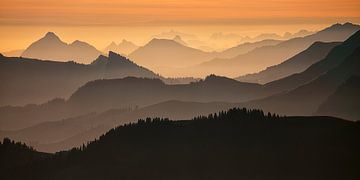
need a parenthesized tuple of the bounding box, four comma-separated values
(1, 0, 359, 52)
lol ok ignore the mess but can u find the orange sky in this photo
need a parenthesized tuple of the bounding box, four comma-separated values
(1, 0, 359, 52)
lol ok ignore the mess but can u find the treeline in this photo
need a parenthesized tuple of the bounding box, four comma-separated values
(1, 107, 360, 180)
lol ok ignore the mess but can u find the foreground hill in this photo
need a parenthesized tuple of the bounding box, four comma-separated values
(2, 108, 359, 180)
(316, 76, 360, 120)
(0, 138, 49, 172)
(0, 51, 160, 106)
(236, 41, 340, 84)
(196, 22, 360, 77)
(21, 32, 102, 64)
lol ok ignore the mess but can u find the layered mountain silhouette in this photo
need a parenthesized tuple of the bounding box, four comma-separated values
(262, 30, 360, 96)
(196, 23, 360, 77)
(242, 31, 360, 118)
(0, 75, 262, 130)
(21, 32, 102, 64)
(129, 38, 217, 75)
(2, 108, 360, 180)
(0, 100, 237, 152)
(103, 40, 139, 55)
(218, 39, 282, 59)
(316, 76, 360, 120)
(68, 75, 261, 113)
(236, 41, 340, 84)
(0, 51, 160, 106)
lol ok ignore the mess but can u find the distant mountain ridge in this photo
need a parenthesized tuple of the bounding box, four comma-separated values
(242, 31, 360, 118)
(236, 41, 341, 84)
(0, 74, 262, 131)
(129, 38, 218, 76)
(68, 74, 262, 113)
(21, 32, 102, 64)
(218, 39, 282, 59)
(103, 40, 139, 55)
(195, 23, 360, 77)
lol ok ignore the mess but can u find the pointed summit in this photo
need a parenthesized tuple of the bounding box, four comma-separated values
(108, 51, 124, 60)
(173, 35, 187, 46)
(103, 40, 138, 55)
(91, 54, 108, 66)
(108, 51, 134, 66)
(43, 32, 61, 41)
(21, 32, 101, 63)
(110, 41, 117, 46)
(321, 22, 360, 33)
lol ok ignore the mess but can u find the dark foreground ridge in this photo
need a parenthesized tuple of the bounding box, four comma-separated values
(1, 108, 360, 180)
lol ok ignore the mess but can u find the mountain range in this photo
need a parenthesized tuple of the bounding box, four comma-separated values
(1, 23, 360, 161)
(241, 30, 360, 117)
(0, 100, 237, 152)
(0, 74, 261, 129)
(0, 51, 160, 106)
(128, 38, 218, 75)
(21, 32, 102, 64)
(195, 23, 360, 77)
(236, 41, 340, 84)
(103, 40, 139, 55)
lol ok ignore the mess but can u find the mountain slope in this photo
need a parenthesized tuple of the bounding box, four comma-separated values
(21, 32, 102, 64)
(316, 76, 360, 120)
(68, 75, 262, 112)
(218, 39, 282, 59)
(196, 23, 360, 77)
(3, 108, 360, 180)
(236, 41, 340, 84)
(263, 29, 360, 95)
(129, 38, 217, 75)
(0, 74, 261, 130)
(243, 45, 360, 117)
(0, 52, 160, 106)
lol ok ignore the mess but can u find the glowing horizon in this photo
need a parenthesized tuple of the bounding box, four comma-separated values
(0, 0, 359, 52)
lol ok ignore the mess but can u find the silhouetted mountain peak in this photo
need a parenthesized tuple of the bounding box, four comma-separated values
(44, 32, 60, 40)
(110, 41, 117, 46)
(108, 51, 127, 61)
(204, 74, 240, 84)
(147, 38, 181, 47)
(322, 22, 360, 32)
(71, 40, 84, 45)
(91, 55, 108, 66)
(38, 32, 64, 45)
(120, 39, 132, 45)
(69, 40, 95, 49)
(173, 35, 187, 45)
